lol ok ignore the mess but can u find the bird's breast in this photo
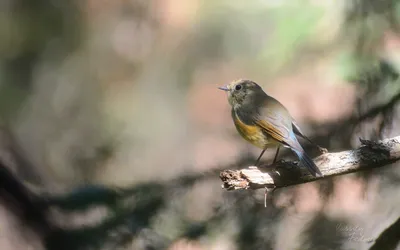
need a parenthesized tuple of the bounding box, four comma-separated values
(232, 110, 271, 148)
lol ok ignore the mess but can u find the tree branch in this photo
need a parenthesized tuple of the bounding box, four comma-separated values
(220, 136, 400, 190)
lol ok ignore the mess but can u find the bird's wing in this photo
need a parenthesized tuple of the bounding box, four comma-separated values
(255, 112, 288, 142)
(254, 99, 303, 152)
(292, 120, 326, 153)
(292, 120, 313, 144)
(292, 120, 304, 136)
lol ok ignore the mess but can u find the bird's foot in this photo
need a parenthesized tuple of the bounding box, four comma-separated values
(259, 159, 286, 169)
(256, 162, 284, 179)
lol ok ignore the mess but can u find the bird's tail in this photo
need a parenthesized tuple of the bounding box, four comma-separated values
(293, 149, 322, 177)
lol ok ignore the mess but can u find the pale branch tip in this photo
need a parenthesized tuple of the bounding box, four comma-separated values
(220, 136, 400, 191)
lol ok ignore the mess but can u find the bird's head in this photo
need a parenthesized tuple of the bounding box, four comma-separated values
(218, 79, 263, 108)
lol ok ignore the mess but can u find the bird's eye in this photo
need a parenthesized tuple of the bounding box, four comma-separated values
(235, 84, 242, 91)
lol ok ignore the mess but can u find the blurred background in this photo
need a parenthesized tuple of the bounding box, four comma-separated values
(1, 0, 400, 249)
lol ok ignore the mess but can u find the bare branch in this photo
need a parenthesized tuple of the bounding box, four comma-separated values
(220, 136, 400, 190)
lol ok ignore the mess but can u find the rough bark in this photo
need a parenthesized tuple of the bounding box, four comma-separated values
(220, 136, 400, 190)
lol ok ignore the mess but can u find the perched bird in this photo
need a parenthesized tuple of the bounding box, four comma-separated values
(219, 79, 322, 177)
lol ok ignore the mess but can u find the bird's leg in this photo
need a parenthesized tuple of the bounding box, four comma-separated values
(273, 146, 280, 163)
(264, 186, 276, 207)
(255, 149, 266, 166)
(271, 146, 286, 173)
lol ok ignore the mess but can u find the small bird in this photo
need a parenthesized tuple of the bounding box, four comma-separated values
(219, 79, 322, 177)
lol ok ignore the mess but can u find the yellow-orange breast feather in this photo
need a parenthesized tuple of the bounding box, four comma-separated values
(232, 111, 272, 149)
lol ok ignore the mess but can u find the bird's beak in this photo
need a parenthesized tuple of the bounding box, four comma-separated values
(218, 86, 229, 91)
